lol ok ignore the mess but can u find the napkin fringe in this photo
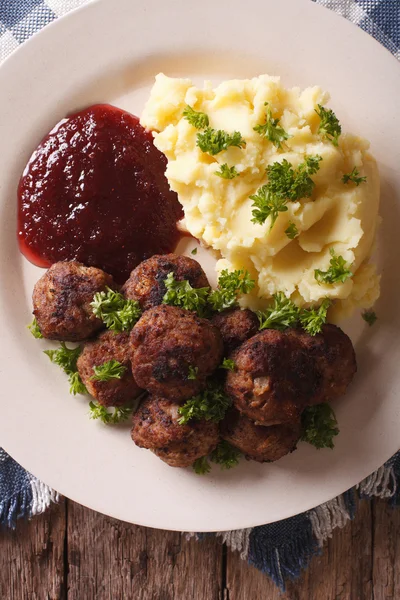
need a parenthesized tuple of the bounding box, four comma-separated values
(0, 486, 33, 529)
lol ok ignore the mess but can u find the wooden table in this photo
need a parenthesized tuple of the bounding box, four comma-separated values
(1, 495, 399, 599)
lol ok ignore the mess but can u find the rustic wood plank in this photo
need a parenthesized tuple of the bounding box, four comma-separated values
(225, 496, 373, 600)
(372, 498, 400, 600)
(67, 500, 223, 600)
(0, 499, 66, 600)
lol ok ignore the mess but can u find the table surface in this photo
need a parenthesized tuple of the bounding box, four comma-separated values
(0, 496, 399, 599)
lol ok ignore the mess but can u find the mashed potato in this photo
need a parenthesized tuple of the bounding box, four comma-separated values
(141, 74, 380, 316)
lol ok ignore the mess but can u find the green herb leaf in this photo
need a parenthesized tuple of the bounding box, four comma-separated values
(91, 287, 141, 332)
(301, 403, 339, 449)
(44, 342, 87, 396)
(300, 299, 331, 336)
(187, 365, 199, 380)
(91, 360, 127, 382)
(208, 269, 255, 312)
(192, 456, 211, 475)
(215, 163, 239, 179)
(314, 249, 353, 285)
(250, 185, 288, 228)
(191, 248, 198, 255)
(89, 401, 133, 424)
(183, 105, 209, 129)
(285, 221, 299, 239)
(210, 441, 241, 470)
(197, 127, 246, 155)
(220, 358, 236, 371)
(315, 104, 341, 146)
(28, 317, 43, 339)
(342, 167, 367, 186)
(362, 310, 377, 327)
(253, 103, 290, 149)
(257, 292, 300, 331)
(163, 272, 211, 316)
(178, 383, 231, 425)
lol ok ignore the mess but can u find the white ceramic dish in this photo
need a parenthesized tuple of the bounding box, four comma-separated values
(0, 0, 400, 532)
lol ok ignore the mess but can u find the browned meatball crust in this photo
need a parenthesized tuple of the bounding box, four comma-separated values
(287, 324, 357, 405)
(225, 329, 323, 425)
(131, 396, 219, 467)
(122, 253, 209, 311)
(221, 409, 301, 463)
(212, 308, 259, 355)
(77, 330, 142, 407)
(32, 261, 115, 341)
(130, 305, 223, 401)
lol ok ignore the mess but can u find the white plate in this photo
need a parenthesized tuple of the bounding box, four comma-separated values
(0, 0, 400, 532)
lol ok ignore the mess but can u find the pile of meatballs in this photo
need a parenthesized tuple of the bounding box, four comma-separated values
(32, 253, 357, 470)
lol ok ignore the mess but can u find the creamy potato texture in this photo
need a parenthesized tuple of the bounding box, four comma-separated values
(141, 74, 380, 316)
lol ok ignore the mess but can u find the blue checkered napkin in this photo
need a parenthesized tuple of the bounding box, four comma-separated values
(1, 0, 400, 592)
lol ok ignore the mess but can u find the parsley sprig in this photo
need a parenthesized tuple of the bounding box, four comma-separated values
(315, 104, 341, 146)
(300, 299, 331, 336)
(163, 272, 210, 317)
(178, 382, 231, 425)
(301, 403, 339, 449)
(215, 163, 239, 179)
(257, 293, 331, 336)
(342, 167, 367, 186)
(197, 127, 246, 155)
(285, 221, 298, 239)
(183, 105, 209, 129)
(314, 249, 353, 285)
(253, 103, 290, 149)
(251, 156, 322, 229)
(220, 358, 236, 371)
(192, 441, 241, 475)
(28, 317, 43, 339)
(91, 360, 126, 382)
(89, 401, 133, 424)
(44, 342, 87, 395)
(91, 287, 141, 332)
(187, 365, 198, 380)
(362, 310, 377, 326)
(208, 269, 255, 312)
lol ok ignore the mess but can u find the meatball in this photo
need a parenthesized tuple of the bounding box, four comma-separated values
(77, 330, 142, 407)
(288, 324, 357, 405)
(32, 261, 114, 341)
(131, 396, 219, 467)
(221, 408, 301, 463)
(225, 329, 323, 425)
(122, 253, 209, 311)
(130, 305, 223, 401)
(212, 308, 259, 355)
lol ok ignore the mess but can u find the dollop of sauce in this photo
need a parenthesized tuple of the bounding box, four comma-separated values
(18, 104, 183, 283)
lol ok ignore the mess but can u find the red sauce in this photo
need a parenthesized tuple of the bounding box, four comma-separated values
(18, 104, 183, 283)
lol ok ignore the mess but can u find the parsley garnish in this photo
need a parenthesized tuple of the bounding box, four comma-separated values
(208, 269, 255, 312)
(89, 401, 132, 424)
(285, 221, 298, 239)
(257, 292, 300, 331)
(163, 272, 210, 316)
(197, 127, 246, 155)
(91, 287, 141, 332)
(342, 167, 367, 186)
(253, 103, 290, 149)
(315, 104, 341, 146)
(220, 358, 236, 371)
(215, 163, 239, 179)
(251, 156, 322, 228)
(362, 310, 377, 326)
(178, 383, 231, 425)
(44, 342, 87, 395)
(314, 249, 353, 285)
(192, 456, 211, 475)
(91, 360, 126, 382)
(183, 105, 209, 129)
(210, 441, 241, 470)
(187, 365, 198, 380)
(28, 317, 43, 339)
(301, 403, 339, 449)
(191, 248, 197, 255)
(300, 299, 331, 336)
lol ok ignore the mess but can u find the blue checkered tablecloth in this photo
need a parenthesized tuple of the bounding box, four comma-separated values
(1, 0, 399, 592)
